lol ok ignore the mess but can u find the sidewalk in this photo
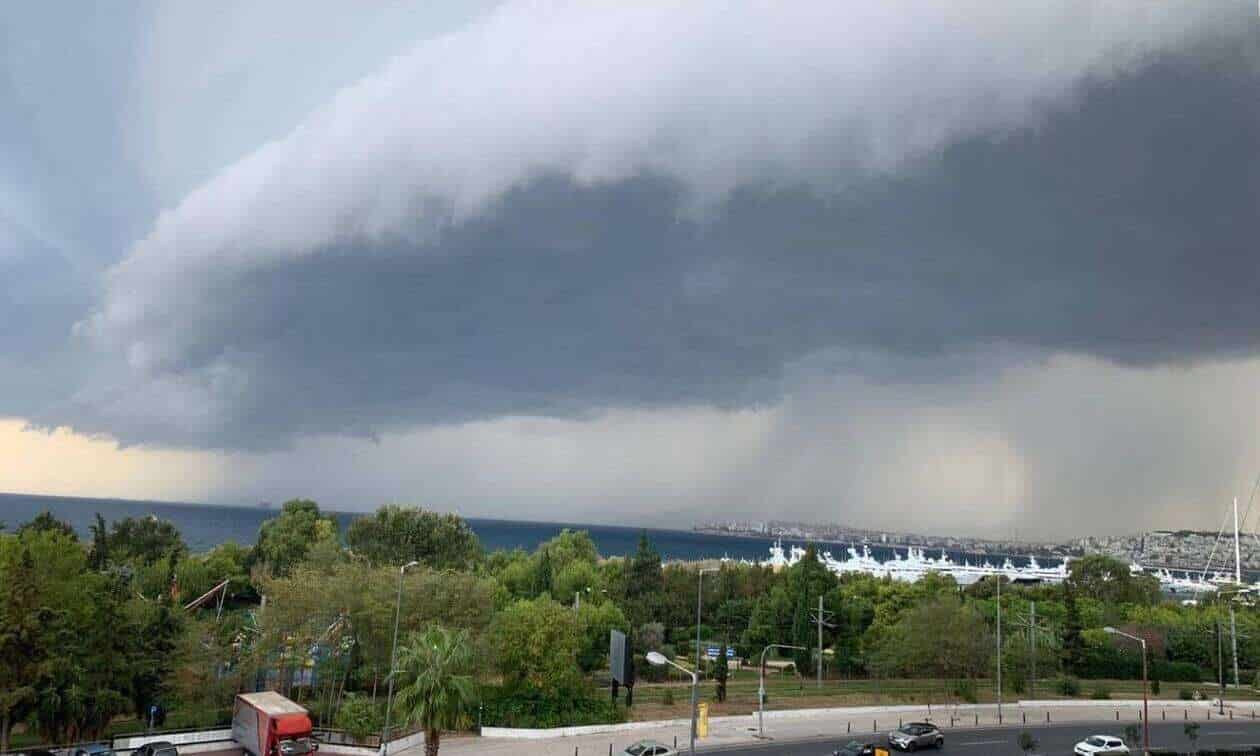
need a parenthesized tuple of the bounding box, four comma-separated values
(401, 700, 1260, 756)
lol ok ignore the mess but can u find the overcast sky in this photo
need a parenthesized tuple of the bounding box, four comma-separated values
(3, 1, 1260, 539)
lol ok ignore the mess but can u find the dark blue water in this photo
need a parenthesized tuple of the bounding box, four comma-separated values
(0, 491, 1054, 566)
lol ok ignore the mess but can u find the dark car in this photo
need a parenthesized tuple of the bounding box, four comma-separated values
(833, 740, 876, 756)
(72, 744, 116, 756)
(18, 750, 56, 756)
(133, 742, 178, 756)
(887, 722, 944, 751)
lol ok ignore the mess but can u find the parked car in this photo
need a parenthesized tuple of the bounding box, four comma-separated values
(133, 742, 178, 756)
(833, 740, 877, 756)
(17, 749, 55, 756)
(622, 740, 676, 756)
(71, 744, 115, 756)
(887, 722, 944, 751)
(1073, 735, 1130, 755)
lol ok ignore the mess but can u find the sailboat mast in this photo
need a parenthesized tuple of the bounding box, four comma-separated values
(1231, 496, 1241, 687)
(1234, 496, 1242, 584)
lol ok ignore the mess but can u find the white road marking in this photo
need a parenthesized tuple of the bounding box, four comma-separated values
(958, 739, 1006, 745)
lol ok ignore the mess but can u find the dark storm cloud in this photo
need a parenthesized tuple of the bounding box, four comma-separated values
(52, 30, 1260, 449)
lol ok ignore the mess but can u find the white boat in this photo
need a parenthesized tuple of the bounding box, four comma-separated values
(762, 540, 1069, 584)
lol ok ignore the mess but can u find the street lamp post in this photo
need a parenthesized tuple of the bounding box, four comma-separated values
(647, 651, 699, 756)
(695, 568, 718, 678)
(1105, 627, 1148, 754)
(382, 560, 419, 756)
(756, 644, 805, 738)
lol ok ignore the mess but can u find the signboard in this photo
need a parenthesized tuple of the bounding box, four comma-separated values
(609, 629, 635, 686)
(705, 647, 736, 658)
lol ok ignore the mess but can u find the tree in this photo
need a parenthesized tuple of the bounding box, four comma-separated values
(713, 640, 729, 703)
(576, 600, 629, 672)
(1061, 584, 1086, 674)
(102, 515, 187, 566)
(790, 595, 811, 674)
(1066, 554, 1160, 607)
(537, 529, 599, 572)
(128, 602, 184, 720)
(0, 542, 47, 752)
(626, 532, 663, 602)
(88, 512, 110, 570)
(554, 560, 600, 603)
(253, 499, 340, 576)
(175, 541, 253, 605)
(865, 597, 993, 682)
(16, 511, 77, 541)
(534, 549, 554, 598)
(742, 585, 793, 659)
(394, 626, 477, 756)
(490, 598, 584, 694)
(345, 506, 481, 570)
(1017, 731, 1038, 754)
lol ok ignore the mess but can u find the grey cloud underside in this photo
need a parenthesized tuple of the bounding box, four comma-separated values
(54, 41, 1260, 448)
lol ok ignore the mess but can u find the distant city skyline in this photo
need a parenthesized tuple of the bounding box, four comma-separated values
(3, 2, 1260, 539)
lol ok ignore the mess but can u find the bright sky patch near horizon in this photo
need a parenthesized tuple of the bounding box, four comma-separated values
(2, 1, 1259, 538)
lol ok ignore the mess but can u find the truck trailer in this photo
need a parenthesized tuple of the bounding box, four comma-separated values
(232, 692, 318, 756)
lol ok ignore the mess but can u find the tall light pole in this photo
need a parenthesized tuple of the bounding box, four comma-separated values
(647, 651, 698, 756)
(1105, 627, 1148, 754)
(695, 568, 718, 677)
(756, 643, 805, 738)
(382, 560, 419, 756)
(996, 575, 1002, 724)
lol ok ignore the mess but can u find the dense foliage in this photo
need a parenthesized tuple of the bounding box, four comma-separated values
(3, 501, 1260, 747)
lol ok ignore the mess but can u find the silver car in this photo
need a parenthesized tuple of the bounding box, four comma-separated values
(623, 740, 676, 756)
(887, 722, 944, 751)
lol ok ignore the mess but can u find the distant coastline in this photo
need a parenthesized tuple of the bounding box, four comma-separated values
(0, 490, 1059, 568)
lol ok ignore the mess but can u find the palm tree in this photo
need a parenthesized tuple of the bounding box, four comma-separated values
(393, 625, 477, 756)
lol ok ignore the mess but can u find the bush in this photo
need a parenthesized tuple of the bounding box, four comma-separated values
(1055, 676, 1081, 696)
(1152, 660, 1203, 683)
(334, 694, 383, 743)
(661, 687, 675, 706)
(1150, 678, 1161, 696)
(1090, 684, 1112, 700)
(480, 683, 625, 729)
(1178, 687, 1195, 700)
(953, 679, 977, 703)
(1007, 668, 1026, 695)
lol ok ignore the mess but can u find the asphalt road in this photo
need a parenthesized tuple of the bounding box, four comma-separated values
(713, 721, 1260, 754)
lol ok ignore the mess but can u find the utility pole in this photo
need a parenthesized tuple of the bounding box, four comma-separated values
(810, 595, 835, 688)
(1029, 601, 1036, 699)
(1230, 605, 1241, 687)
(996, 576, 1002, 722)
(1217, 619, 1226, 714)
(1011, 600, 1050, 700)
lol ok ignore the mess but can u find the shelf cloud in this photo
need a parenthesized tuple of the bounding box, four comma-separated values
(54, 0, 1255, 449)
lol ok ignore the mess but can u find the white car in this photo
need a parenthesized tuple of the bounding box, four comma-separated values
(623, 740, 676, 756)
(1073, 735, 1129, 755)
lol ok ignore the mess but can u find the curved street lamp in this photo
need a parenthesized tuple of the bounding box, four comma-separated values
(757, 643, 805, 738)
(646, 651, 699, 756)
(1104, 627, 1148, 754)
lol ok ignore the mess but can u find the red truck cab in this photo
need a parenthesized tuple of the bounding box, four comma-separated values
(232, 692, 318, 756)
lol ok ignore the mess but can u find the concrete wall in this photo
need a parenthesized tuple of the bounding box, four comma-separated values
(113, 731, 236, 755)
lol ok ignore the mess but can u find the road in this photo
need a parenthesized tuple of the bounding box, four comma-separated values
(713, 721, 1260, 754)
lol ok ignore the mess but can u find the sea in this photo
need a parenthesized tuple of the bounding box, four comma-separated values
(0, 491, 1055, 567)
